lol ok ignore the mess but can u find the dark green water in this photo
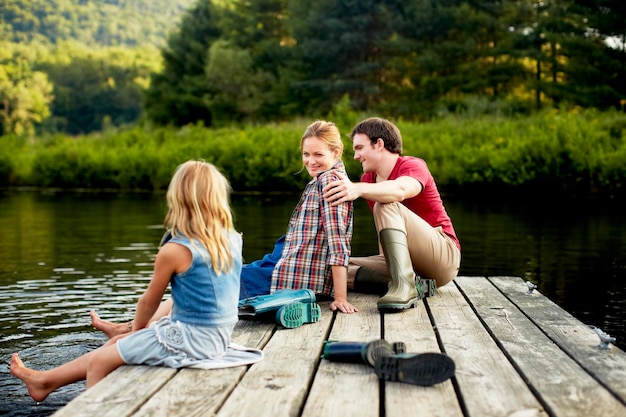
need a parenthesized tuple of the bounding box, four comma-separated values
(1, 190, 624, 416)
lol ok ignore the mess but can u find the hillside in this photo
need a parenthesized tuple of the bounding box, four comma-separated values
(0, 0, 196, 47)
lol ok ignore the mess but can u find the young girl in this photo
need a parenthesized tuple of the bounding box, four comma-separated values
(11, 160, 254, 402)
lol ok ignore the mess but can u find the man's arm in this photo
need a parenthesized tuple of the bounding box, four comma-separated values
(323, 172, 422, 206)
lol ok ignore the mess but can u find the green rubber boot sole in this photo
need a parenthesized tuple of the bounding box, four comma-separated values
(275, 301, 321, 328)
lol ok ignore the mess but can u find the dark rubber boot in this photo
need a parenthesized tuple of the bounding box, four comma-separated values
(364, 340, 406, 367)
(353, 267, 390, 295)
(374, 352, 456, 386)
(322, 339, 406, 367)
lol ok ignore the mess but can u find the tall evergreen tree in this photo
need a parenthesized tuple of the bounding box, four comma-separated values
(387, 0, 528, 116)
(506, 0, 624, 110)
(143, 0, 221, 127)
(287, 0, 405, 114)
(567, 0, 626, 108)
(214, 0, 300, 120)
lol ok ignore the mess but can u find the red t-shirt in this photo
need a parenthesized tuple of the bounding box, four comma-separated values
(361, 156, 460, 251)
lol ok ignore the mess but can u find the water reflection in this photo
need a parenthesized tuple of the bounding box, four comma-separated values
(445, 195, 626, 334)
(0, 191, 165, 416)
(0, 190, 624, 416)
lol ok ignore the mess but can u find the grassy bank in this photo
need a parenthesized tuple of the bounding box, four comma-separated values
(1, 109, 625, 197)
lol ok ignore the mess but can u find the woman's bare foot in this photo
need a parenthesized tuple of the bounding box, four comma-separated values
(90, 310, 131, 339)
(10, 353, 53, 402)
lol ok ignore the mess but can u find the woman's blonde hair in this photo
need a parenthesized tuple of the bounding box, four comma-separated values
(164, 160, 236, 274)
(300, 120, 343, 156)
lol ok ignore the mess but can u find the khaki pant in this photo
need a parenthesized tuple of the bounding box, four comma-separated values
(348, 202, 461, 289)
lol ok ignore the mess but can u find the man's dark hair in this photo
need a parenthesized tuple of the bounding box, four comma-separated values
(349, 117, 403, 155)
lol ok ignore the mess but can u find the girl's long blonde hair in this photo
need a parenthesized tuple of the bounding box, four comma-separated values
(164, 160, 236, 274)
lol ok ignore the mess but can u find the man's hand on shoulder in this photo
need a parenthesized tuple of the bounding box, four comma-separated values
(322, 171, 360, 206)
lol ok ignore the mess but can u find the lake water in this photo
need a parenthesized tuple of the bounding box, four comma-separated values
(1, 190, 624, 416)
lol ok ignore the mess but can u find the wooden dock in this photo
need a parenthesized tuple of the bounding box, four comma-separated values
(53, 276, 626, 417)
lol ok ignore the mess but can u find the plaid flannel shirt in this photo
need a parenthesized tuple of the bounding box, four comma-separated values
(270, 162, 353, 296)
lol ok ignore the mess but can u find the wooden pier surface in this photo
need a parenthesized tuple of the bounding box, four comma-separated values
(53, 276, 626, 417)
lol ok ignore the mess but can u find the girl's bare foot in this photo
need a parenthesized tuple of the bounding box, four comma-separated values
(90, 310, 131, 339)
(10, 353, 53, 403)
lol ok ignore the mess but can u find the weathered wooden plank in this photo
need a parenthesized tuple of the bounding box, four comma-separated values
(230, 318, 277, 349)
(216, 303, 334, 417)
(301, 293, 381, 417)
(456, 276, 626, 417)
(489, 276, 626, 404)
(132, 320, 275, 417)
(432, 277, 547, 417)
(52, 365, 177, 417)
(383, 297, 463, 417)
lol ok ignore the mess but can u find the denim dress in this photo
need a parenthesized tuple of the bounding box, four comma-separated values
(117, 232, 243, 368)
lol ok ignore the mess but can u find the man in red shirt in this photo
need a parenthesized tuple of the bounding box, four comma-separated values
(323, 117, 461, 310)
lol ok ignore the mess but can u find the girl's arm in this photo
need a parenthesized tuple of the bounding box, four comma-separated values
(133, 243, 191, 330)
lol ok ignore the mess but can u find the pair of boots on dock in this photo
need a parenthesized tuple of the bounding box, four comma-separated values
(323, 339, 455, 387)
(238, 288, 321, 329)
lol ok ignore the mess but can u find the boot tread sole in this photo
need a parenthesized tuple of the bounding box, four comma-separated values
(276, 301, 321, 328)
(374, 352, 455, 386)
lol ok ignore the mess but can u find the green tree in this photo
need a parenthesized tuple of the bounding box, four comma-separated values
(286, 0, 406, 114)
(36, 42, 160, 134)
(0, 0, 195, 47)
(216, 0, 301, 120)
(204, 39, 274, 123)
(0, 59, 53, 136)
(378, 1, 507, 116)
(567, 0, 626, 108)
(143, 0, 221, 127)
(506, 0, 625, 110)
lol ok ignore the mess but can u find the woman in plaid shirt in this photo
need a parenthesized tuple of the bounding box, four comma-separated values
(91, 121, 357, 339)
(269, 120, 356, 314)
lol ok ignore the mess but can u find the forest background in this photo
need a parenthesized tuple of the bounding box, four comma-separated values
(0, 0, 625, 197)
